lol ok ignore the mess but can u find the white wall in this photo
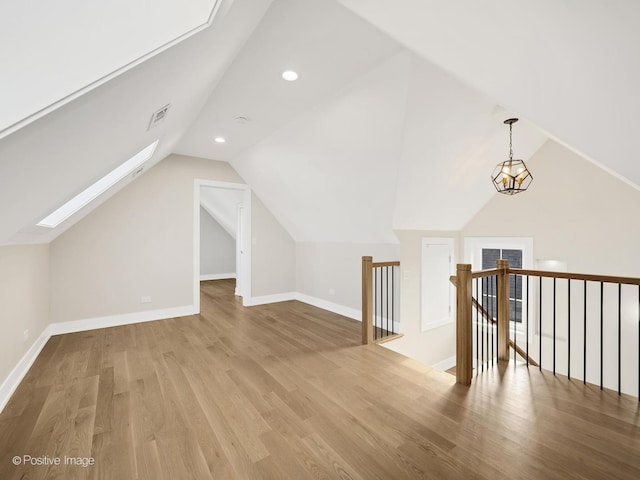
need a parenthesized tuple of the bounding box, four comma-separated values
(0, 245, 49, 389)
(382, 230, 460, 368)
(296, 242, 400, 311)
(50, 154, 295, 323)
(200, 207, 236, 277)
(251, 194, 296, 297)
(462, 140, 640, 395)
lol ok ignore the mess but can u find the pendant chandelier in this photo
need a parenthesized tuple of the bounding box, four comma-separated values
(491, 118, 533, 195)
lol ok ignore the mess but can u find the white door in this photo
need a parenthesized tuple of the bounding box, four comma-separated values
(421, 237, 454, 331)
(235, 204, 245, 297)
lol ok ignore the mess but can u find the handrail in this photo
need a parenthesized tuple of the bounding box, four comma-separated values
(453, 269, 505, 281)
(509, 268, 640, 286)
(471, 268, 502, 279)
(454, 261, 640, 399)
(373, 261, 401, 268)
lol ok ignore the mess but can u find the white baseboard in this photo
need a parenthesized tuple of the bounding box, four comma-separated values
(0, 325, 52, 413)
(243, 291, 361, 322)
(243, 292, 297, 307)
(294, 293, 361, 321)
(431, 355, 456, 371)
(0, 304, 198, 414)
(200, 273, 236, 281)
(49, 304, 198, 335)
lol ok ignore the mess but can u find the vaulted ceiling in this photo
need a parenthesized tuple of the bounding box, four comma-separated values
(1, 0, 637, 246)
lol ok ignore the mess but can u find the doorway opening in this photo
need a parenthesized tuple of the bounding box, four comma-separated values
(193, 180, 251, 312)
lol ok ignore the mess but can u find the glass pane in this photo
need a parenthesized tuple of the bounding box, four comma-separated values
(509, 275, 523, 300)
(482, 248, 500, 270)
(502, 249, 523, 268)
(481, 276, 497, 299)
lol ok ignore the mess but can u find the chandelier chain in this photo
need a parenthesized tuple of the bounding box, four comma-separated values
(509, 123, 513, 161)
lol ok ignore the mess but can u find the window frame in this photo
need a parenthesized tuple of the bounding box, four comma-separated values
(464, 237, 534, 337)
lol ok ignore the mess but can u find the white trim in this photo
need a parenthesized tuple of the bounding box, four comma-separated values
(0, 304, 196, 413)
(422, 318, 453, 332)
(243, 292, 297, 306)
(49, 305, 197, 336)
(0, 325, 52, 413)
(431, 355, 456, 371)
(464, 236, 534, 270)
(294, 293, 361, 321)
(200, 273, 236, 281)
(243, 292, 362, 322)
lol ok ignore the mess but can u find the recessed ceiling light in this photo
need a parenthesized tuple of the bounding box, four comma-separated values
(282, 70, 298, 81)
(214, 137, 226, 143)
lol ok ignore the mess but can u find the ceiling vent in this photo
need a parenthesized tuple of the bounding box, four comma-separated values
(148, 104, 171, 130)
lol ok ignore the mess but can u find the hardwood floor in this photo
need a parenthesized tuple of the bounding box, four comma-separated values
(1, 279, 639, 479)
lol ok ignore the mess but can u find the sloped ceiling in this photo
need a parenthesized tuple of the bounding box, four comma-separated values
(0, 0, 222, 137)
(231, 52, 411, 243)
(181, 0, 547, 241)
(1, 0, 635, 248)
(392, 56, 547, 231)
(200, 187, 244, 239)
(336, 0, 640, 188)
(176, 0, 402, 161)
(0, 0, 273, 246)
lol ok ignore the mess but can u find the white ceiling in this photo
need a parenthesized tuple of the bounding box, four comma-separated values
(392, 55, 547, 231)
(1, 0, 637, 247)
(175, 0, 401, 161)
(0, 0, 222, 138)
(200, 187, 244, 238)
(231, 51, 411, 243)
(0, 0, 273, 245)
(185, 0, 547, 240)
(336, 0, 640, 188)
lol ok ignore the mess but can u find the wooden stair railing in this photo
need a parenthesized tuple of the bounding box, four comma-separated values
(453, 261, 640, 400)
(470, 295, 539, 367)
(451, 272, 540, 372)
(362, 256, 402, 345)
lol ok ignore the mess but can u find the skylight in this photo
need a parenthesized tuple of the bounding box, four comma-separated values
(37, 140, 159, 228)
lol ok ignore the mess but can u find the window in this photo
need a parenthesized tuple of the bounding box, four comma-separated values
(481, 248, 523, 323)
(464, 237, 533, 335)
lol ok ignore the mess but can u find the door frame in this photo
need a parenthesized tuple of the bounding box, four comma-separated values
(194, 179, 251, 311)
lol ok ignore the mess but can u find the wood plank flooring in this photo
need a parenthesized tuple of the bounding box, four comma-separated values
(1, 279, 639, 479)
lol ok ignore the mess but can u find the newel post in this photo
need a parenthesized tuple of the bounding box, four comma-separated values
(362, 256, 373, 345)
(455, 264, 473, 385)
(497, 259, 510, 361)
